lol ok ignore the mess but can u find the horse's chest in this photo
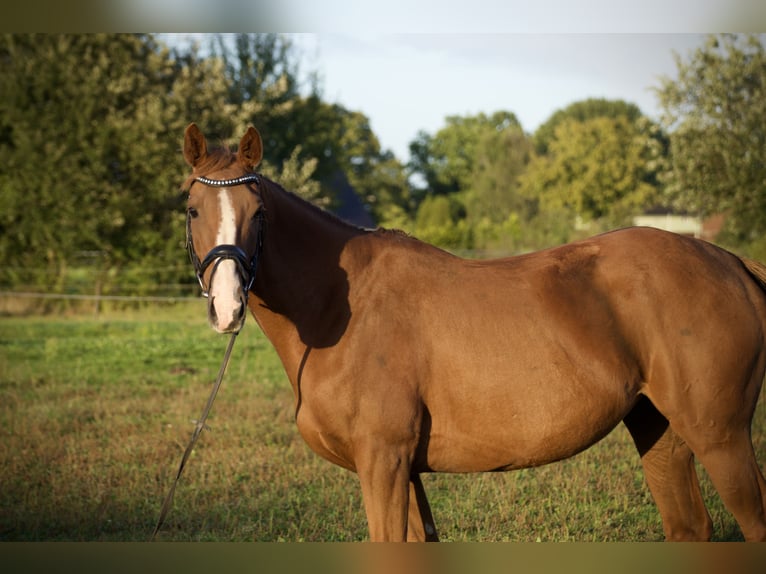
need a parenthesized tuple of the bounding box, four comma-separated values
(295, 403, 357, 471)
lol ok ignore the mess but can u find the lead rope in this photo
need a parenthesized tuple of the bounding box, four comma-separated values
(150, 330, 239, 541)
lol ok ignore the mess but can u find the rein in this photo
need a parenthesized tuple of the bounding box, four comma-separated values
(150, 331, 238, 541)
(151, 172, 263, 541)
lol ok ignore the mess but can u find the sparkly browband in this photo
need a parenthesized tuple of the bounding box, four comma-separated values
(195, 173, 261, 187)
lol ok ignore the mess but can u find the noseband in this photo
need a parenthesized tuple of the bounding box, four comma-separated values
(186, 173, 264, 299)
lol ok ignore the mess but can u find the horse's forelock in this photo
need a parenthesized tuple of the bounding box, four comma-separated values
(182, 147, 238, 190)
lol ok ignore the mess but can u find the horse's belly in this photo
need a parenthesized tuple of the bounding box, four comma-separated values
(421, 386, 633, 473)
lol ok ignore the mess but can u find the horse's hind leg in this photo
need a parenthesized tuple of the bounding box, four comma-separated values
(623, 396, 713, 541)
(686, 429, 766, 541)
(657, 353, 766, 541)
(406, 474, 439, 541)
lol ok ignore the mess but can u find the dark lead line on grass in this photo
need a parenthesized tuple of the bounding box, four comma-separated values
(150, 330, 239, 541)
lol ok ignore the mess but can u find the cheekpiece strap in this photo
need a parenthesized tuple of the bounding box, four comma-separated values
(195, 173, 260, 187)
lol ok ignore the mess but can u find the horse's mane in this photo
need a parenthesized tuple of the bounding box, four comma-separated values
(259, 178, 426, 247)
(259, 176, 370, 235)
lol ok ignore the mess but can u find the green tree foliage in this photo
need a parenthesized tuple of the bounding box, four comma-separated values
(519, 114, 663, 228)
(170, 42, 256, 145)
(306, 103, 392, 211)
(655, 34, 766, 249)
(467, 125, 533, 223)
(0, 34, 193, 290)
(407, 111, 532, 250)
(408, 111, 524, 200)
(213, 33, 314, 158)
(0, 33, 410, 294)
(514, 97, 667, 253)
(533, 97, 643, 155)
(413, 194, 471, 249)
(407, 100, 668, 253)
(1, 31, 694, 298)
(259, 145, 322, 205)
(215, 34, 409, 220)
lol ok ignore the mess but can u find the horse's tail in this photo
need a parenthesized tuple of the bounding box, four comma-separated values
(740, 256, 766, 293)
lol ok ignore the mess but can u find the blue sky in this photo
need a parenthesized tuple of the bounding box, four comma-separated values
(168, 32, 711, 162)
(289, 34, 707, 161)
(149, 0, 766, 164)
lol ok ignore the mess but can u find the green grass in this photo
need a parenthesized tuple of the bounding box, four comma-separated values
(1, 303, 764, 541)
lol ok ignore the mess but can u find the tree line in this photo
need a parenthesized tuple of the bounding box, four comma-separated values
(1, 33, 764, 295)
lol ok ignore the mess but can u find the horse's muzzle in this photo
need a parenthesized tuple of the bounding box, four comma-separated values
(209, 291, 247, 334)
(206, 256, 249, 333)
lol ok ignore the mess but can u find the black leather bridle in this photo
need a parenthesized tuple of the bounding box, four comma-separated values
(185, 173, 264, 299)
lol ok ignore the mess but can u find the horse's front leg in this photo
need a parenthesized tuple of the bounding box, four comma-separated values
(356, 441, 412, 541)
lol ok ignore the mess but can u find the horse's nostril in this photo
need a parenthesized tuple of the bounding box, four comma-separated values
(209, 297, 218, 323)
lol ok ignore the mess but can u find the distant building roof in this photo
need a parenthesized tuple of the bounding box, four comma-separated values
(328, 170, 376, 228)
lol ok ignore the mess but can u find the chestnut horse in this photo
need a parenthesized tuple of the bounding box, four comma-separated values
(181, 123, 766, 541)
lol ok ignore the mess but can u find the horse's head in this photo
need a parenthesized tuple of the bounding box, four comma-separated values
(183, 123, 265, 334)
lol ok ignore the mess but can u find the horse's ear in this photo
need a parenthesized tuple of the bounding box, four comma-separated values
(183, 123, 207, 168)
(237, 126, 263, 170)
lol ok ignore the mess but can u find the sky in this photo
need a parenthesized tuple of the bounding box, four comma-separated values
(139, 0, 766, 166)
(170, 33, 709, 163)
(289, 34, 708, 162)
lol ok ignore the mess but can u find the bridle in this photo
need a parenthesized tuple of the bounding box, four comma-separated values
(185, 173, 264, 299)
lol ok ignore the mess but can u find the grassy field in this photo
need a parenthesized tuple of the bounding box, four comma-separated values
(1, 303, 764, 542)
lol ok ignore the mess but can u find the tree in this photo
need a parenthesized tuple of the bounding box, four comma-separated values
(0, 34, 277, 292)
(0, 34, 195, 290)
(408, 111, 524, 202)
(533, 98, 643, 155)
(413, 194, 471, 249)
(265, 95, 409, 220)
(213, 33, 316, 159)
(404, 111, 533, 250)
(215, 34, 408, 220)
(655, 34, 766, 247)
(519, 114, 662, 228)
(0, 33, 410, 299)
(360, 151, 413, 228)
(468, 124, 534, 224)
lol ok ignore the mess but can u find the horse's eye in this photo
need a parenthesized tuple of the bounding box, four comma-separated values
(188, 207, 199, 219)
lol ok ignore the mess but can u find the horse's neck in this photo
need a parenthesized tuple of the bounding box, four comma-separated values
(260, 180, 362, 270)
(250, 182, 362, 357)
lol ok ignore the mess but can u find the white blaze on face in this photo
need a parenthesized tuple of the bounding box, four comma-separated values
(215, 188, 237, 246)
(209, 188, 243, 330)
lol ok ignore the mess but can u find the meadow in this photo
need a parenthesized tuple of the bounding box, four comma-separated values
(1, 302, 764, 542)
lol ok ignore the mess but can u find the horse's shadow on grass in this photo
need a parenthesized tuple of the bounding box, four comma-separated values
(714, 524, 745, 542)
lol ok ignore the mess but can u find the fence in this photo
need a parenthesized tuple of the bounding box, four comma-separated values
(0, 249, 519, 316)
(0, 262, 203, 316)
(0, 290, 204, 316)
